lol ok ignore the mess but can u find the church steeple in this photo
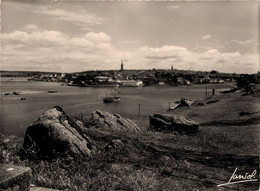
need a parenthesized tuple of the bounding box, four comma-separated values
(121, 60, 124, 71)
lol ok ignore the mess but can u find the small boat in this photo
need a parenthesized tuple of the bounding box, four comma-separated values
(48, 90, 58, 93)
(103, 86, 120, 103)
(13, 91, 20, 95)
(103, 96, 120, 103)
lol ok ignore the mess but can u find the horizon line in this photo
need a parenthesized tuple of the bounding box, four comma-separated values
(1, 69, 258, 75)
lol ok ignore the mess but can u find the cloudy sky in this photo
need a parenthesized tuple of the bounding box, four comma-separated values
(2, 0, 259, 73)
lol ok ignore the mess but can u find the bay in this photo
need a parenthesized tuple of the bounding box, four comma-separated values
(0, 77, 234, 137)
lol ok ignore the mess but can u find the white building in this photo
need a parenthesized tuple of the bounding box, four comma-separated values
(122, 80, 143, 87)
(95, 76, 109, 82)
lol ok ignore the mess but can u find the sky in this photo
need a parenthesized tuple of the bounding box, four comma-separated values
(1, 0, 259, 74)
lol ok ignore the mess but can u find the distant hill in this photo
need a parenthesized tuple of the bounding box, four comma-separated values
(0, 70, 61, 77)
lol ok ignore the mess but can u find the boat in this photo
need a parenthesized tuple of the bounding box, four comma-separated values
(103, 96, 121, 103)
(66, 82, 78, 86)
(13, 91, 20, 95)
(103, 88, 120, 103)
(48, 90, 58, 93)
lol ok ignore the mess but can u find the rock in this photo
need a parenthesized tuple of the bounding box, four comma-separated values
(206, 99, 219, 105)
(0, 164, 32, 191)
(91, 110, 139, 132)
(192, 101, 207, 107)
(105, 139, 125, 151)
(23, 106, 93, 158)
(239, 111, 251, 116)
(75, 120, 85, 128)
(0, 134, 23, 163)
(30, 186, 61, 191)
(149, 114, 199, 134)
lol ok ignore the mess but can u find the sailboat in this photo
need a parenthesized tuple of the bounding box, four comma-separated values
(103, 95, 120, 103)
(103, 85, 120, 103)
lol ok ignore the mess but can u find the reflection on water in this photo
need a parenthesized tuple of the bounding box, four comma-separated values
(0, 78, 234, 137)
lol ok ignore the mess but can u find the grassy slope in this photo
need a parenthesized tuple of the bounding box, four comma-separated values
(0, 85, 259, 191)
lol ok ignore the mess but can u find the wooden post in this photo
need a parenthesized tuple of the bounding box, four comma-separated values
(169, 102, 170, 110)
(138, 104, 141, 117)
(80, 113, 83, 121)
(205, 88, 208, 99)
(212, 89, 215, 96)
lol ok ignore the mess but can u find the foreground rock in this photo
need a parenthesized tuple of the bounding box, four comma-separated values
(149, 114, 199, 134)
(0, 164, 31, 191)
(0, 133, 23, 163)
(23, 106, 93, 158)
(91, 110, 140, 132)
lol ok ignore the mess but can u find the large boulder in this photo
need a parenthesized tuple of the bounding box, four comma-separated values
(149, 114, 199, 134)
(91, 110, 140, 132)
(23, 106, 93, 158)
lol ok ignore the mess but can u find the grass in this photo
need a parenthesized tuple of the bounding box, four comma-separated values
(0, 86, 259, 190)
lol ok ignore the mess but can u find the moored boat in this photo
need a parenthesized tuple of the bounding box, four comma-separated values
(103, 96, 120, 103)
(48, 90, 58, 93)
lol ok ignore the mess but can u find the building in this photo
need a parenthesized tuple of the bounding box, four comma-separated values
(94, 76, 109, 83)
(122, 80, 143, 87)
(158, 81, 166, 86)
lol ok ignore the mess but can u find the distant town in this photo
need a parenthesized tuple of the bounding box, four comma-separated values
(1, 62, 259, 87)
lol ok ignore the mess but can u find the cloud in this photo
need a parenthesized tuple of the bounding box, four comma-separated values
(2, 26, 259, 73)
(138, 46, 258, 73)
(230, 39, 256, 46)
(202, 35, 211, 40)
(2, 27, 124, 72)
(166, 5, 180, 10)
(140, 46, 192, 61)
(118, 40, 137, 45)
(34, 7, 106, 27)
(84, 32, 111, 43)
(198, 49, 258, 73)
(2, 30, 68, 47)
(224, 39, 258, 54)
(137, 45, 198, 70)
(21, 24, 44, 32)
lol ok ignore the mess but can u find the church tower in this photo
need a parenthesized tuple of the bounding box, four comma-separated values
(121, 60, 124, 71)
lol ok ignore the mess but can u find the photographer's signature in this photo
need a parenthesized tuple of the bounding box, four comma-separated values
(217, 167, 258, 187)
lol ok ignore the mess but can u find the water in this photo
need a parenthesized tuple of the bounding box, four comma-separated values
(0, 77, 234, 137)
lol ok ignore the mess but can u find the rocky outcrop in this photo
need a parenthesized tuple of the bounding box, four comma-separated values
(0, 133, 23, 163)
(0, 164, 32, 191)
(91, 110, 140, 132)
(23, 106, 93, 158)
(149, 114, 199, 134)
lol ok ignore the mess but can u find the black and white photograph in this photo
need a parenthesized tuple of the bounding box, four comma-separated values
(0, 0, 259, 190)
